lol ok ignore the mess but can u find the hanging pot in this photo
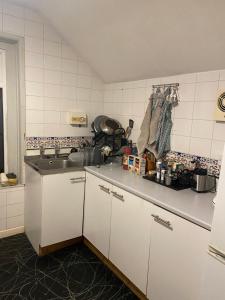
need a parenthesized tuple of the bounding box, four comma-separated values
(99, 117, 122, 135)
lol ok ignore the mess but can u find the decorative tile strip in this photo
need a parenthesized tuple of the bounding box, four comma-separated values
(26, 136, 92, 150)
(165, 151, 221, 177)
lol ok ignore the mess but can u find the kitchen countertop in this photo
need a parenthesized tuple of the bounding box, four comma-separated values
(85, 164, 215, 230)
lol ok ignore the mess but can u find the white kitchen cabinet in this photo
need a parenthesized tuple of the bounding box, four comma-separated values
(25, 165, 85, 253)
(41, 171, 85, 247)
(83, 172, 112, 258)
(109, 185, 153, 293)
(147, 205, 210, 300)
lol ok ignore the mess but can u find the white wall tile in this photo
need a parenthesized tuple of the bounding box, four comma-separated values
(197, 70, 220, 82)
(44, 83, 61, 98)
(3, 14, 24, 35)
(62, 59, 77, 73)
(193, 101, 214, 120)
(62, 85, 76, 100)
(77, 75, 92, 88)
(179, 83, 196, 101)
(26, 110, 43, 124)
(44, 70, 61, 84)
(171, 135, 190, 153)
(25, 20, 43, 38)
(44, 97, 60, 111)
(25, 67, 43, 83)
(213, 122, 225, 141)
(195, 82, 219, 101)
(191, 120, 214, 139)
(26, 123, 43, 137)
(44, 55, 61, 71)
(25, 51, 43, 68)
(174, 102, 194, 119)
(77, 88, 91, 101)
(189, 138, 211, 157)
(173, 118, 192, 136)
(43, 111, 60, 124)
(211, 140, 225, 160)
(25, 36, 43, 53)
(26, 81, 43, 96)
(62, 72, 76, 86)
(26, 95, 43, 110)
(44, 40, 61, 57)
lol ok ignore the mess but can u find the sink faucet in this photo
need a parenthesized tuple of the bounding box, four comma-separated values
(40, 144, 45, 159)
(54, 142, 60, 158)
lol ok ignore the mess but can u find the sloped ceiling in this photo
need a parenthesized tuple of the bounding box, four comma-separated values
(10, 0, 225, 82)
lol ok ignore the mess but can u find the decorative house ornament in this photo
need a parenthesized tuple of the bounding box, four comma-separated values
(215, 90, 225, 121)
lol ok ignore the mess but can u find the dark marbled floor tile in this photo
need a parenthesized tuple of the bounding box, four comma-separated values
(0, 234, 138, 300)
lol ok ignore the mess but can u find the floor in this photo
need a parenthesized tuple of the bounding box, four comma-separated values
(0, 234, 138, 300)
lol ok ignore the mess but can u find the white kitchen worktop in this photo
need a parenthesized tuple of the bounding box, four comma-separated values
(85, 164, 215, 230)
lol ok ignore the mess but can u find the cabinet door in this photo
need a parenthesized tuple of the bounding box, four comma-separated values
(147, 206, 210, 300)
(41, 171, 85, 247)
(109, 185, 152, 293)
(83, 172, 112, 258)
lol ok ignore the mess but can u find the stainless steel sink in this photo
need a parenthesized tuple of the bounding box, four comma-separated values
(31, 158, 83, 171)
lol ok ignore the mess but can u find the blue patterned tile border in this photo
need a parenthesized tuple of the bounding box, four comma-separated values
(26, 136, 92, 150)
(165, 151, 221, 177)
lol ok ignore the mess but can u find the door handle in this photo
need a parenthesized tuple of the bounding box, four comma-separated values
(111, 191, 124, 202)
(70, 177, 86, 183)
(151, 214, 173, 231)
(99, 184, 110, 194)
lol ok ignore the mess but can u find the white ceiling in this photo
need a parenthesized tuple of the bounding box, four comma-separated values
(10, 0, 225, 83)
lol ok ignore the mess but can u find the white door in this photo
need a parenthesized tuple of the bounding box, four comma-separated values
(41, 171, 85, 247)
(83, 172, 112, 258)
(109, 185, 152, 293)
(147, 205, 210, 300)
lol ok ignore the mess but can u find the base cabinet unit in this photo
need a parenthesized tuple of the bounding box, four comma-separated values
(109, 185, 152, 293)
(25, 165, 85, 254)
(147, 206, 210, 300)
(83, 172, 112, 258)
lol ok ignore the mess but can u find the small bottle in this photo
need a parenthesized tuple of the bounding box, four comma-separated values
(161, 169, 166, 184)
(156, 161, 162, 182)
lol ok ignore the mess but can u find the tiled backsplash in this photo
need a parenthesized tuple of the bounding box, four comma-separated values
(26, 136, 92, 150)
(165, 151, 220, 177)
(104, 70, 225, 162)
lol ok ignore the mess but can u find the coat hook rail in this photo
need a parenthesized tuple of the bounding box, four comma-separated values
(152, 83, 179, 89)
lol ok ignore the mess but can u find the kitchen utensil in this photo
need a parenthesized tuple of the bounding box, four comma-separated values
(93, 115, 108, 133)
(99, 117, 122, 135)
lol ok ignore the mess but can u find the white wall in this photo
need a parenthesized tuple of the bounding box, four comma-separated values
(104, 70, 225, 161)
(0, 1, 104, 140)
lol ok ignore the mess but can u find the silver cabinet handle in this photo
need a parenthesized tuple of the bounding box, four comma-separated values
(151, 214, 173, 231)
(111, 191, 124, 201)
(70, 177, 86, 183)
(99, 184, 110, 194)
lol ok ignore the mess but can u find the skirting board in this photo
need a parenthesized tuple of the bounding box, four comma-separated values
(0, 226, 24, 238)
(83, 237, 148, 300)
(39, 236, 83, 256)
